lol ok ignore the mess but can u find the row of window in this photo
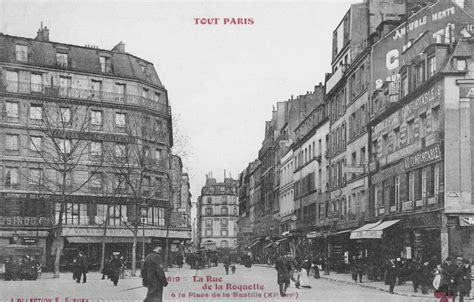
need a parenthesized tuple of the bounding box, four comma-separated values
(204, 206, 238, 216)
(295, 105, 328, 141)
(329, 122, 346, 157)
(3, 100, 164, 131)
(348, 104, 367, 140)
(294, 139, 324, 171)
(372, 107, 441, 159)
(3, 133, 165, 162)
(15, 44, 113, 73)
(4, 167, 166, 198)
(4, 70, 163, 103)
(205, 195, 238, 205)
(54, 203, 165, 226)
(204, 229, 231, 238)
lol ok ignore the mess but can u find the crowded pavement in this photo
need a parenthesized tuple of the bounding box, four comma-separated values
(0, 262, 468, 302)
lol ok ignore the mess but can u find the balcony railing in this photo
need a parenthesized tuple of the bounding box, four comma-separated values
(0, 80, 171, 116)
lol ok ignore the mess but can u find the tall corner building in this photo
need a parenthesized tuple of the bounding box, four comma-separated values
(0, 26, 191, 269)
(197, 176, 239, 250)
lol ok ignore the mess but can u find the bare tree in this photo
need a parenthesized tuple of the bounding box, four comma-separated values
(105, 111, 170, 276)
(25, 101, 101, 278)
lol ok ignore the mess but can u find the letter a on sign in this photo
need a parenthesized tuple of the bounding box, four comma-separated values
(468, 88, 474, 98)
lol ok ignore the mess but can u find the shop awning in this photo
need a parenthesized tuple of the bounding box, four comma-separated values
(350, 220, 400, 239)
(66, 237, 151, 244)
(263, 243, 272, 249)
(247, 239, 261, 249)
(350, 221, 382, 239)
(275, 238, 288, 244)
(306, 231, 323, 239)
(328, 229, 353, 236)
(459, 216, 474, 226)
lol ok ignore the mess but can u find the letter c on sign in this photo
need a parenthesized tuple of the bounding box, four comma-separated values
(386, 49, 399, 70)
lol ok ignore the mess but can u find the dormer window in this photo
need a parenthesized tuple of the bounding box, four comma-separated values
(56, 52, 69, 67)
(456, 58, 466, 71)
(99, 56, 111, 73)
(15, 45, 28, 62)
(427, 55, 436, 78)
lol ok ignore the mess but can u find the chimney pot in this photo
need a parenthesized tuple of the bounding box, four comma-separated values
(35, 24, 50, 42)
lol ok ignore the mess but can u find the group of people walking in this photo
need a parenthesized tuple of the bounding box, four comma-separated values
(4, 255, 41, 281)
(275, 254, 317, 297)
(101, 252, 126, 286)
(381, 255, 471, 301)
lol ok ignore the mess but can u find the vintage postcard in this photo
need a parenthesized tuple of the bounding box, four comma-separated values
(0, 0, 473, 301)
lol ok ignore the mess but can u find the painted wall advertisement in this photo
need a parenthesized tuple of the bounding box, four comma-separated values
(371, 0, 474, 96)
(372, 82, 443, 166)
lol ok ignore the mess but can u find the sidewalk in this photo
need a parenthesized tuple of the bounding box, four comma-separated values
(254, 264, 474, 301)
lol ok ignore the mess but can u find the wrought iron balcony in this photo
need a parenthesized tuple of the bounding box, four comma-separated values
(0, 80, 171, 116)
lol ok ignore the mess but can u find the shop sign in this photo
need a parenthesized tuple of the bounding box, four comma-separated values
(402, 201, 414, 212)
(63, 227, 191, 239)
(404, 144, 442, 170)
(0, 216, 53, 226)
(387, 142, 421, 165)
(371, 161, 405, 184)
(459, 216, 474, 226)
(23, 238, 38, 245)
(371, 0, 473, 95)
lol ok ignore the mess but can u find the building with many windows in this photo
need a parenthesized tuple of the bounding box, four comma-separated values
(197, 176, 239, 250)
(0, 27, 190, 269)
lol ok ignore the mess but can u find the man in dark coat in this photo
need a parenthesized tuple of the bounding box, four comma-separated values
(223, 256, 231, 275)
(454, 258, 471, 302)
(76, 251, 88, 283)
(275, 254, 292, 297)
(385, 258, 398, 294)
(142, 246, 168, 302)
(441, 257, 457, 297)
(109, 252, 122, 286)
(419, 261, 432, 295)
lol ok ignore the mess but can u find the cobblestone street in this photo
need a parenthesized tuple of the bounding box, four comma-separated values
(0, 264, 452, 302)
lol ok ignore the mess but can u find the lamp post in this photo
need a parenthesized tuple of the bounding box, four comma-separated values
(140, 201, 148, 268)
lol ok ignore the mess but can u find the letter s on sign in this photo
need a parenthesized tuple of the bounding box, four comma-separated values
(386, 49, 399, 70)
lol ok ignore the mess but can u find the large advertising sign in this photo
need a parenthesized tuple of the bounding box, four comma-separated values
(371, 0, 474, 91)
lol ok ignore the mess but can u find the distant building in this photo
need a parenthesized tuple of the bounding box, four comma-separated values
(197, 176, 239, 250)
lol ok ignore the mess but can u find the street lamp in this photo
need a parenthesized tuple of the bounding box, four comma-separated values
(140, 201, 148, 268)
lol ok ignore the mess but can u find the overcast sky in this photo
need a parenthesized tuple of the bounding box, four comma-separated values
(0, 0, 360, 205)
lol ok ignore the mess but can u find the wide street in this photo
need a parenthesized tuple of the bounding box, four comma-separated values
(0, 264, 444, 302)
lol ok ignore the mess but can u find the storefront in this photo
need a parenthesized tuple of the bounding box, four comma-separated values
(447, 214, 474, 261)
(61, 226, 190, 269)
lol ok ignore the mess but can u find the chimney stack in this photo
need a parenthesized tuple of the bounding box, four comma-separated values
(35, 22, 50, 42)
(112, 41, 126, 53)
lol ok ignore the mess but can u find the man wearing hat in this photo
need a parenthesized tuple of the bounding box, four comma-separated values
(76, 251, 88, 284)
(142, 246, 168, 302)
(441, 256, 457, 297)
(109, 252, 123, 286)
(454, 257, 471, 302)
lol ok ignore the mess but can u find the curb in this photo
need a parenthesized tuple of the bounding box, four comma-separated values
(319, 275, 474, 300)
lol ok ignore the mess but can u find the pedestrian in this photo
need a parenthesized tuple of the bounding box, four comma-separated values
(142, 246, 168, 302)
(409, 259, 420, 293)
(454, 257, 471, 302)
(176, 254, 184, 269)
(385, 258, 398, 294)
(419, 261, 432, 295)
(102, 256, 111, 280)
(275, 254, 292, 297)
(441, 257, 457, 298)
(76, 251, 88, 284)
(109, 252, 122, 286)
(224, 255, 231, 275)
(298, 257, 311, 288)
(313, 258, 321, 279)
